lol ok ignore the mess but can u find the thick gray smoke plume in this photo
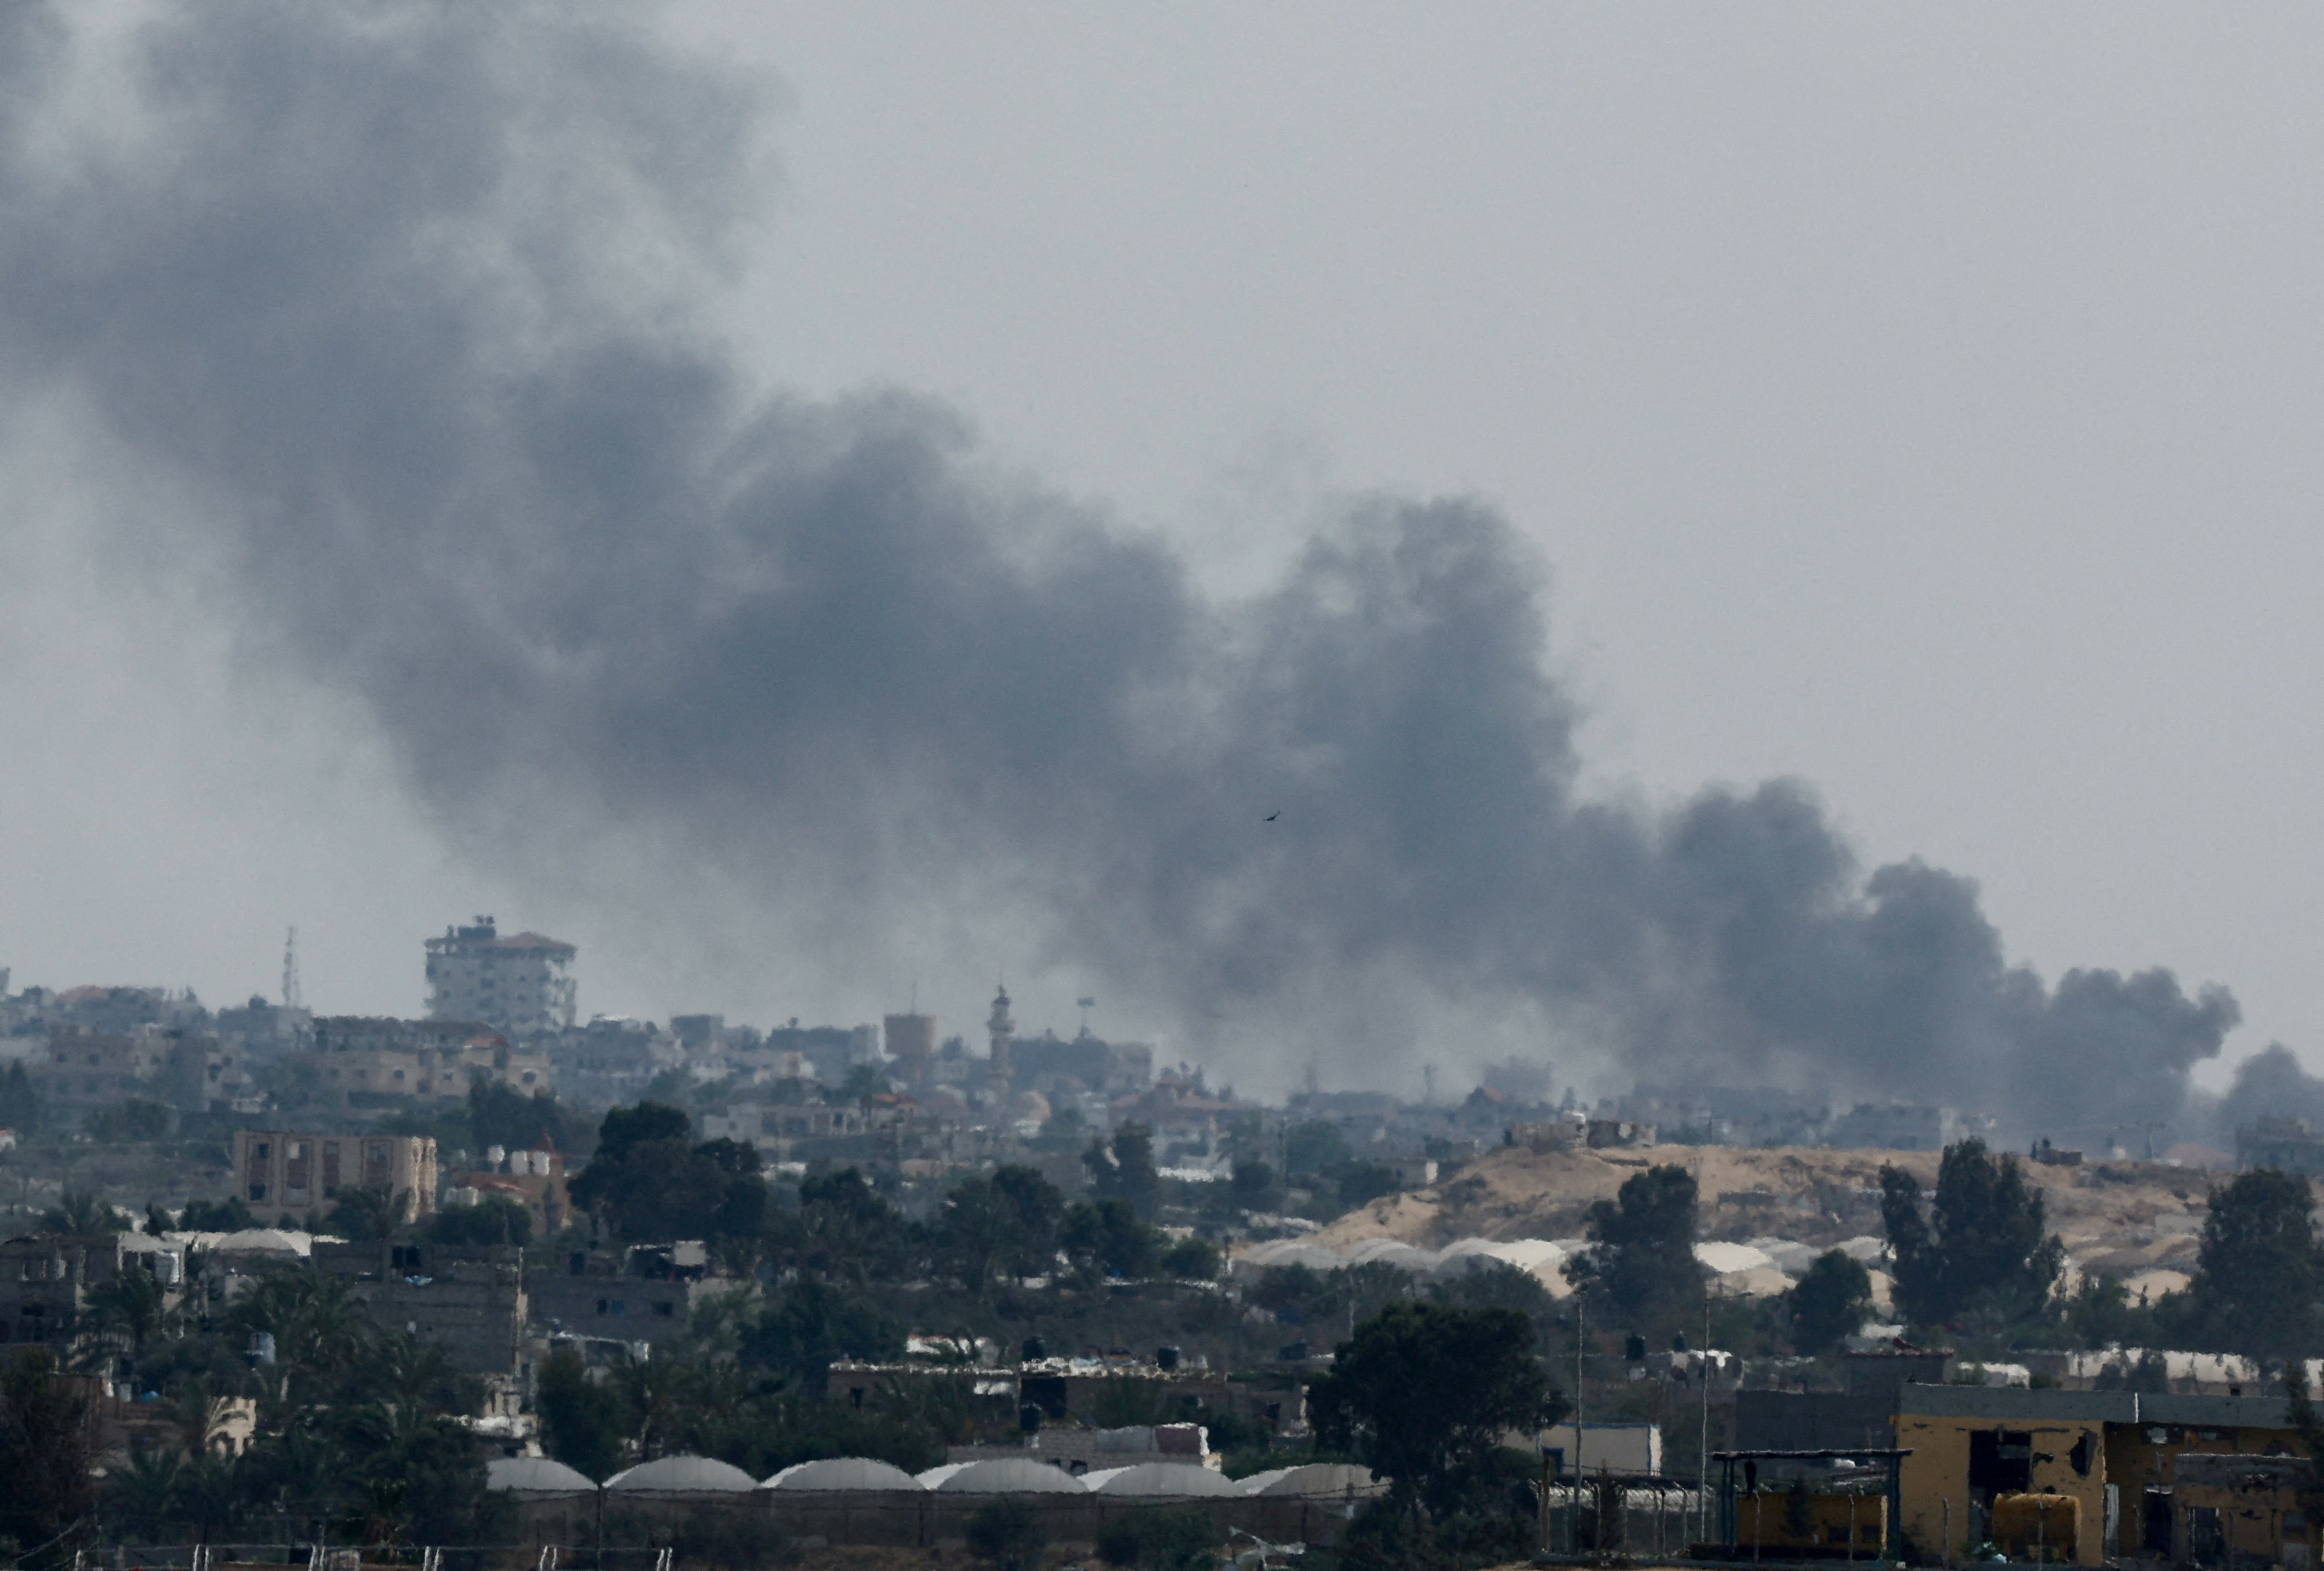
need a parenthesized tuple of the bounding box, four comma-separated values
(0, 3, 2240, 1132)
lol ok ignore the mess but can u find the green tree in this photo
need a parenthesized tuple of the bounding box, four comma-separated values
(571, 1104, 768, 1245)
(105, 1445, 183, 1541)
(1336, 1160, 1402, 1210)
(87, 1262, 170, 1368)
(739, 1279, 906, 1395)
(177, 1195, 258, 1231)
(1881, 1140, 2064, 1329)
(965, 1497, 1047, 1571)
(0, 1348, 95, 1562)
(1096, 1506, 1216, 1570)
(795, 1167, 918, 1285)
(326, 1184, 412, 1242)
(39, 1190, 126, 1235)
(990, 1164, 1067, 1279)
(232, 1263, 372, 1389)
(1231, 1158, 1277, 1209)
(934, 1174, 1034, 1296)
(1063, 1198, 1158, 1280)
(1563, 1163, 1705, 1333)
(466, 1076, 587, 1158)
(1160, 1234, 1221, 1279)
(424, 1195, 533, 1247)
(88, 1097, 172, 1143)
(1284, 1121, 1352, 1181)
(537, 1348, 628, 1481)
(1433, 1261, 1558, 1356)
(0, 1061, 45, 1133)
(1086, 1122, 1160, 1218)
(1308, 1301, 1563, 1520)
(2184, 1167, 2324, 1359)
(837, 1064, 890, 1106)
(1784, 1249, 1875, 1356)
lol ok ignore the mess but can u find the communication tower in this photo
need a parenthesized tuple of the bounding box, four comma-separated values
(281, 926, 302, 1010)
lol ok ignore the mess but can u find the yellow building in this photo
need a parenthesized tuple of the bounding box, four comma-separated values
(1896, 1384, 2313, 1564)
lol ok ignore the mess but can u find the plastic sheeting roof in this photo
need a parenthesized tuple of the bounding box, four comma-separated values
(487, 1456, 599, 1494)
(926, 1457, 1089, 1494)
(763, 1457, 922, 1492)
(1089, 1463, 1243, 1497)
(604, 1455, 760, 1493)
(1247, 1463, 1383, 1497)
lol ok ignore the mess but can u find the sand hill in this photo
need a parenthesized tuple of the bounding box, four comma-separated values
(1306, 1143, 2228, 1288)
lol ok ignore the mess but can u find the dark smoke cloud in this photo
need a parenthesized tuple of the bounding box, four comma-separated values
(2218, 1044, 2324, 1140)
(0, 2, 2241, 1132)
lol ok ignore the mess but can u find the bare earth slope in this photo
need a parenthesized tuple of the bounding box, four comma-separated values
(1308, 1144, 2222, 1279)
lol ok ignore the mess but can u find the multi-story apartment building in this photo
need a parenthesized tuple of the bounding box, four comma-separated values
(229, 1129, 438, 1224)
(0, 1233, 135, 1349)
(425, 918, 577, 1033)
(299, 1017, 552, 1110)
(314, 1239, 525, 1376)
(29, 1027, 174, 1120)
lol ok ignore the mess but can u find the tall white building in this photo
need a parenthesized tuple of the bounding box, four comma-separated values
(424, 917, 577, 1033)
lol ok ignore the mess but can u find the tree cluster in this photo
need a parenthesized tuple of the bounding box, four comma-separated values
(568, 1106, 1215, 1291)
(1310, 1300, 1564, 1569)
(77, 1264, 503, 1554)
(1564, 1163, 1706, 1336)
(1881, 1139, 2063, 1330)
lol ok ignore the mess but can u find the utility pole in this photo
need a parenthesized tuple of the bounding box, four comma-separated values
(1574, 1296, 1586, 1478)
(1700, 1296, 1712, 1545)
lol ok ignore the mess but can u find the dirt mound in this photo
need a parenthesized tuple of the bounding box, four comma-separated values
(1308, 1143, 2228, 1276)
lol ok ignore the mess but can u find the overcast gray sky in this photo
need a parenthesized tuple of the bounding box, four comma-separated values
(1, 3, 2317, 1108)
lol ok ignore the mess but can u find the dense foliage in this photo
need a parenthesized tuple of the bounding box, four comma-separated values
(1563, 1163, 1706, 1334)
(2181, 1167, 2324, 1359)
(86, 1264, 504, 1554)
(1308, 1300, 1564, 1518)
(1881, 1139, 2064, 1330)
(1783, 1249, 1875, 1355)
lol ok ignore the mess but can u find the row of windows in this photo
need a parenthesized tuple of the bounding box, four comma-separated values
(593, 1298, 677, 1317)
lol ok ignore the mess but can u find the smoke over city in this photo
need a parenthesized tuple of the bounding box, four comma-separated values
(0, 3, 2241, 1133)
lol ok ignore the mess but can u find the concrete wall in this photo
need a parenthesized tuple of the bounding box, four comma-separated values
(503, 1489, 1364, 1551)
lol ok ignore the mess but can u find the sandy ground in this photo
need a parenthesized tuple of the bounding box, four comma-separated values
(1307, 1142, 2236, 1280)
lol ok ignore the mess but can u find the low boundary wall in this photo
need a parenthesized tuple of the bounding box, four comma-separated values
(509, 1489, 1367, 1549)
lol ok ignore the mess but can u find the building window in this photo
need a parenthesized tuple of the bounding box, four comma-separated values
(653, 1301, 675, 1318)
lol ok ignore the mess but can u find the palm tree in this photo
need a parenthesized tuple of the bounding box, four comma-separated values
(238, 1263, 371, 1385)
(370, 1329, 471, 1412)
(88, 1259, 168, 1359)
(40, 1189, 125, 1235)
(175, 1450, 242, 1542)
(165, 1376, 233, 1457)
(612, 1355, 690, 1461)
(326, 1185, 410, 1243)
(107, 1444, 184, 1543)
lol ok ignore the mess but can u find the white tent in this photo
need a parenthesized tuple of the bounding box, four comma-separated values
(1249, 1463, 1383, 1497)
(915, 1463, 969, 1490)
(1693, 1241, 1777, 1275)
(1089, 1463, 1244, 1497)
(1745, 1237, 1825, 1276)
(604, 1455, 759, 1493)
(929, 1457, 1088, 1493)
(1430, 1237, 1571, 1294)
(763, 1457, 922, 1491)
(1234, 1239, 1344, 1274)
(487, 1457, 599, 1494)
(1339, 1238, 1438, 1272)
(1234, 1468, 1292, 1495)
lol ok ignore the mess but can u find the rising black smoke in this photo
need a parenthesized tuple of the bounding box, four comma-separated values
(0, 2, 2242, 1132)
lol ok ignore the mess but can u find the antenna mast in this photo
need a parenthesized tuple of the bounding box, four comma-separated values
(281, 926, 302, 1010)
